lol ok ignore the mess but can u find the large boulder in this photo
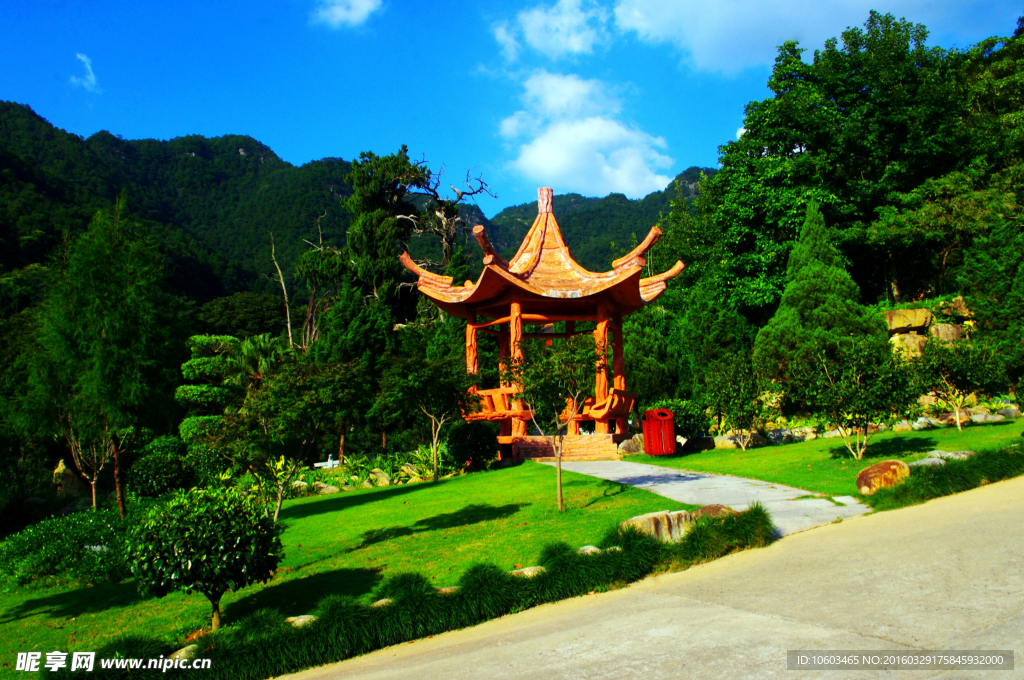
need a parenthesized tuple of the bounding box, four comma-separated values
(889, 332, 929, 357)
(618, 434, 645, 455)
(911, 417, 934, 431)
(909, 457, 945, 468)
(884, 308, 932, 334)
(938, 412, 972, 427)
(620, 509, 697, 542)
(928, 323, 965, 341)
(312, 481, 340, 495)
(937, 295, 973, 319)
(970, 413, 1005, 424)
(713, 432, 767, 449)
(927, 450, 976, 461)
(52, 460, 87, 498)
(693, 504, 737, 519)
(892, 419, 913, 433)
(856, 460, 910, 495)
(996, 407, 1020, 419)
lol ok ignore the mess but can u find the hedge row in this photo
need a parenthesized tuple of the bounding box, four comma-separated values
(50, 505, 775, 679)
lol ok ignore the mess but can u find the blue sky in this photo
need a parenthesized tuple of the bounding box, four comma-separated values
(1, 0, 1019, 215)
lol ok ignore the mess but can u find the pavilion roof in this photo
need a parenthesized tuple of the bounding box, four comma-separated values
(400, 188, 684, 320)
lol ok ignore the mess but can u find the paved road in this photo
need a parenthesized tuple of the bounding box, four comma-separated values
(555, 460, 870, 536)
(286, 475, 1024, 680)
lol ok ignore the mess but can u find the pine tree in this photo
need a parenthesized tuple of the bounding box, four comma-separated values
(754, 202, 887, 398)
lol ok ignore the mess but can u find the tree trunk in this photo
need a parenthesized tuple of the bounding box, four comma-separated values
(555, 438, 564, 512)
(432, 444, 439, 483)
(210, 596, 222, 631)
(90, 479, 97, 510)
(112, 447, 126, 520)
(274, 486, 285, 522)
(955, 403, 963, 432)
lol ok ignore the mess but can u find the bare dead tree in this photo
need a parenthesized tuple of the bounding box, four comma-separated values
(401, 166, 496, 270)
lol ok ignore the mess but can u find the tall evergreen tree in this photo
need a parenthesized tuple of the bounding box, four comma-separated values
(754, 202, 887, 401)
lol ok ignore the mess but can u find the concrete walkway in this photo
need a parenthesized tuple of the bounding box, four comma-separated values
(554, 460, 870, 536)
(286, 475, 1024, 680)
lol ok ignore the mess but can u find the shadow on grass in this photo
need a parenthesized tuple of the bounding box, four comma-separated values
(349, 502, 526, 551)
(829, 436, 938, 460)
(583, 479, 628, 507)
(2, 579, 146, 623)
(224, 567, 381, 620)
(279, 481, 434, 521)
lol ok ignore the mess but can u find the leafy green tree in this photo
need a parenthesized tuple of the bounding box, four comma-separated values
(505, 336, 595, 512)
(915, 339, 1005, 431)
(24, 201, 189, 516)
(800, 339, 915, 459)
(213, 360, 361, 520)
(706, 353, 762, 451)
(754, 202, 888, 405)
(128, 488, 282, 631)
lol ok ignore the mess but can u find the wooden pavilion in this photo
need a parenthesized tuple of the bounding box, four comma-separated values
(400, 188, 684, 461)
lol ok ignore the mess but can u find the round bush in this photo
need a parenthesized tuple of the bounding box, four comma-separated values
(447, 420, 499, 471)
(128, 488, 282, 630)
(129, 436, 193, 497)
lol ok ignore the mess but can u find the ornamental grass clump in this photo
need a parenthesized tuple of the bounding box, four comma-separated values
(866, 445, 1024, 511)
(127, 488, 282, 631)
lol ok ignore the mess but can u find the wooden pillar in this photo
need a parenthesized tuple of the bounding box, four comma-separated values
(510, 302, 527, 437)
(594, 305, 610, 434)
(466, 313, 478, 376)
(612, 311, 626, 434)
(498, 330, 510, 386)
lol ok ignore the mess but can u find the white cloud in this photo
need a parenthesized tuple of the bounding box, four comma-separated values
(736, 127, 746, 139)
(500, 70, 673, 198)
(613, 0, 992, 75)
(312, 0, 382, 28)
(69, 53, 100, 93)
(496, 0, 609, 62)
(493, 22, 521, 62)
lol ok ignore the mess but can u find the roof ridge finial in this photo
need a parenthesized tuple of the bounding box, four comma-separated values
(538, 187, 553, 214)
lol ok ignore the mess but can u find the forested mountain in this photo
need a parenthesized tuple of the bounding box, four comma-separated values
(0, 102, 352, 295)
(484, 166, 715, 271)
(1, 101, 706, 292)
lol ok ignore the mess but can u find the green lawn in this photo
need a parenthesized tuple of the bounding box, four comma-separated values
(625, 421, 1024, 497)
(0, 463, 693, 673)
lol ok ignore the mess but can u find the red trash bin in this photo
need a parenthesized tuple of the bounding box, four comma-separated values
(642, 409, 675, 456)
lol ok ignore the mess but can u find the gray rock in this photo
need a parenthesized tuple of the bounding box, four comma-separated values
(996, 407, 1020, 419)
(617, 438, 641, 455)
(359, 480, 374, 489)
(909, 457, 946, 467)
(437, 586, 459, 595)
(290, 480, 309, 492)
(971, 413, 1005, 424)
(892, 419, 913, 433)
(792, 426, 818, 441)
(312, 482, 340, 495)
(911, 417, 934, 431)
(285, 615, 318, 628)
(509, 566, 546, 578)
(927, 450, 976, 461)
(713, 432, 767, 449)
(169, 645, 199, 661)
(371, 598, 393, 608)
(822, 429, 844, 439)
(767, 428, 795, 445)
(577, 545, 601, 555)
(341, 485, 357, 492)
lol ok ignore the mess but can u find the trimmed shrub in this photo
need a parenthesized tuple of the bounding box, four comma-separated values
(866, 445, 1024, 511)
(128, 488, 283, 631)
(129, 436, 193, 497)
(0, 509, 130, 585)
(64, 506, 775, 680)
(447, 420, 499, 471)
